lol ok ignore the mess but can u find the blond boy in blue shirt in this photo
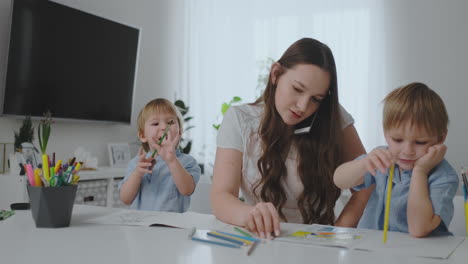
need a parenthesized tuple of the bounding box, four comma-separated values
(334, 83, 459, 237)
(119, 98, 200, 212)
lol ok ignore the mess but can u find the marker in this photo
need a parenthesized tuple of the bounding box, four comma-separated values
(54, 160, 62, 174)
(33, 168, 43, 187)
(72, 162, 82, 174)
(72, 175, 80, 184)
(25, 163, 35, 186)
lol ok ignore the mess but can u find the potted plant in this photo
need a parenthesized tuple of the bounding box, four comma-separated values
(38, 111, 53, 180)
(10, 116, 35, 175)
(14, 116, 34, 153)
(212, 96, 242, 130)
(174, 99, 194, 154)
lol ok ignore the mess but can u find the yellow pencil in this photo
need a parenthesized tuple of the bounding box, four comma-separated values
(383, 164, 395, 243)
(464, 202, 468, 237)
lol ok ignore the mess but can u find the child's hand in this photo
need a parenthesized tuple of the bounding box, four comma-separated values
(413, 144, 447, 174)
(364, 147, 394, 176)
(135, 147, 154, 176)
(152, 130, 180, 163)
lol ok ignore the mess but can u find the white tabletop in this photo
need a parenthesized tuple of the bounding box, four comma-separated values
(0, 205, 466, 264)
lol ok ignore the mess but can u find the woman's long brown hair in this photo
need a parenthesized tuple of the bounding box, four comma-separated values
(253, 38, 342, 225)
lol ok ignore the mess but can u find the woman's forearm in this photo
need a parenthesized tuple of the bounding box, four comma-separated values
(211, 190, 253, 227)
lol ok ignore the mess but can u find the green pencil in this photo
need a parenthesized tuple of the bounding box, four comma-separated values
(151, 122, 173, 158)
(234, 226, 253, 238)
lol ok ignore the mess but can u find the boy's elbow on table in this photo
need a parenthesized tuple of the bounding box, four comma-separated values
(408, 226, 431, 238)
(408, 216, 441, 238)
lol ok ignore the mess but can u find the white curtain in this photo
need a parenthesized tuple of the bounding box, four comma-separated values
(177, 0, 389, 169)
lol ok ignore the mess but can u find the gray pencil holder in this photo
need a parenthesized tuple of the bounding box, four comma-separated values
(27, 184, 77, 228)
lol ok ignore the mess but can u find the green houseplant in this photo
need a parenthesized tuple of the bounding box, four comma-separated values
(175, 99, 194, 154)
(212, 96, 242, 130)
(14, 116, 34, 152)
(38, 111, 53, 180)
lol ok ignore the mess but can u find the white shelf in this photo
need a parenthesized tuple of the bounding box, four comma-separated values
(78, 166, 126, 181)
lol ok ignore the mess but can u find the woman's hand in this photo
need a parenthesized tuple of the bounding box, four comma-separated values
(244, 202, 281, 239)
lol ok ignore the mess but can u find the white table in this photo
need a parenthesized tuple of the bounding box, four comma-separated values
(0, 205, 466, 264)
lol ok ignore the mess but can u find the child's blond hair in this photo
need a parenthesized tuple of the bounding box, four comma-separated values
(383, 82, 448, 137)
(137, 98, 183, 152)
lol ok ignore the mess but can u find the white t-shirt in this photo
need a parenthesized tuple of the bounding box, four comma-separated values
(216, 103, 354, 223)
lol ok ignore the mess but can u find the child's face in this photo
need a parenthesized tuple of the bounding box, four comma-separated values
(273, 63, 329, 126)
(384, 121, 441, 171)
(139, 111, 180, 150)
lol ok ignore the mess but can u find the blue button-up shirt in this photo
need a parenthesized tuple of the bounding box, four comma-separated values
(354, 152, 459, 235)
(118, 149, 201, 212)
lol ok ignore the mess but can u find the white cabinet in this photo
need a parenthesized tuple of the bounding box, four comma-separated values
(76, 167, 128, 208)
(1, 167, 213, 211)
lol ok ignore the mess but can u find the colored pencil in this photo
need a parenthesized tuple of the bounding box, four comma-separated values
(188, 227, 240, 249)
(383, 164, 395, 243)
(219, 231, 259, 242)
(234, 226, 253, 238)
(247, 240, 259, 256)
(151, 122, 173, 158)
(191, 236, 241, 248)
(207, 231, 247, 245)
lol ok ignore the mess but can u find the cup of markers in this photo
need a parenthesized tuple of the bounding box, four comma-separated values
(26, 157, 82, 228)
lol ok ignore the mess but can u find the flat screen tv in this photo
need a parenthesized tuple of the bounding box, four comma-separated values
(1, 0, 140, 124)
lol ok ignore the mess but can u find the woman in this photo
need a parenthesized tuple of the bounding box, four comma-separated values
(211, 38, 372, 238)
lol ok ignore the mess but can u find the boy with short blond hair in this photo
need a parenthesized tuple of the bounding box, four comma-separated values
(334, 82, 459, 237)
(119, 98, 200, 212)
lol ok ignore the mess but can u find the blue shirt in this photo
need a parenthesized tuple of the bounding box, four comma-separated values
(354, 152, 459, 235)
(118, 149, 201, 212)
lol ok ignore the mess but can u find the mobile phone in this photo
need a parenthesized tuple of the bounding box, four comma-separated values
(294, 112, 318, 135)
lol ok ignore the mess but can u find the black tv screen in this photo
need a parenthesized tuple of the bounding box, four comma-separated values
(2, 0, 139, 124)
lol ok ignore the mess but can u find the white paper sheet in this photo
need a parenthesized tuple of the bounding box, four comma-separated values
(276, 224, 465, 259)
(84, 209, 229, 230)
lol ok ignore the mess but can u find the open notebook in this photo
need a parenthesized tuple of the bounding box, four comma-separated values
(84, 209, 228, 230)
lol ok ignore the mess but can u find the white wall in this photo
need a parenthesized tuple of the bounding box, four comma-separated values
(0, 0, 184, 166)
(382, 0, 468, 170)
(1, 0, 468, 171)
